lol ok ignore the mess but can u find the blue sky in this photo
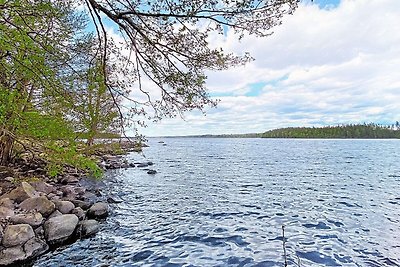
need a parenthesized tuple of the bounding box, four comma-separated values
(118, 0, 400, 136)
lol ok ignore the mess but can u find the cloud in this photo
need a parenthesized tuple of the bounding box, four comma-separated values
(136, 0, 400, 136)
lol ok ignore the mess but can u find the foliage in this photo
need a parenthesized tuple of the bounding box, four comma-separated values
(262, 123, 400, 139)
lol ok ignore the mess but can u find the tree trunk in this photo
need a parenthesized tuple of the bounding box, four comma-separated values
(0, 131, 14, 166)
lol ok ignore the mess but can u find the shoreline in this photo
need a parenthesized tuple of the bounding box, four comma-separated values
(0, 142, 155, 266)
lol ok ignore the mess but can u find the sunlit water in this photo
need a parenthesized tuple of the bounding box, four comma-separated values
(35, 138, 400, 266)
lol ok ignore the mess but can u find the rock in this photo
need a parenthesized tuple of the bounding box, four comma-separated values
(0, 246, 26, 266)
(0, 198, 14, 209)
(0, 206, 14, 218)
(44, 214, 79, 245)
(147, 161, 154, 166)
(147, 170, 157, 175)
(24, 237, 49, 259)
(136, 163, 148, 168)
(30, 181, 55, 194)
(19, 196, 55, 217)
(107, 197, 122, 204)
(48, 210, 63, 219)
(77, 220, 100, 238)
(4, 177, 14, 182)
(129, 162, 136, 168)
(10, 213, 43, 228)
(34, 226, 44, 237)
(60, 175, 79, 185)
(71, 200, 92, 210)
(2, 224, 35, 247)
(0, 182, 38, 203)
(87, 202, 108, 219)
(71, 207, 85, 220)
(53, 200, 75, 214)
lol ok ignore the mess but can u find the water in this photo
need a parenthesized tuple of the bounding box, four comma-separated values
(35, 138, 400, 266)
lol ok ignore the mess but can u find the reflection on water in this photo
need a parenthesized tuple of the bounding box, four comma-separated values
(35, 138, 400, 266)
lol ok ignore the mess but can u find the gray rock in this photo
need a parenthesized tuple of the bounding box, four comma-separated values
(24, 237, 49, 259)
(0, 206, 14, 218)
(147, 170, 157, 175)
(77, 220, 100, 238)
(4, 177, 14, 182)
(87, 202, 108, 219)
(53, 200, 75, 214)
(0, 246, 26, 266)
(71, 207, 86, 220)
(0, 182, 38, 203)
(2, 224, 34, 247)
(10, 213, 43, 228)
(19, 196, 55, 217)
(30, 181, 55, 194)
(71, 200, 92, 210)
(48, 210, 63, 219)
(44, 214, 79, 245)
(60, 175, 79, 185)
(34, 226, 44, 237)
(0, 198, 14, 209)
(136, 163, 148, 168)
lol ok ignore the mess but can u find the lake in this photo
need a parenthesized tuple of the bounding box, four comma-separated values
(35, 138, 400, 266)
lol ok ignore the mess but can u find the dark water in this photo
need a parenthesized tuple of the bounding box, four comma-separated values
(35, 138, 400, 266)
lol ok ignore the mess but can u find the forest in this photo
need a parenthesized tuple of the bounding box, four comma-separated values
(261, 123, 400, 139)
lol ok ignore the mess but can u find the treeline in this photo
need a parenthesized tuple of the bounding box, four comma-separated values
(261, 123, 400, 139)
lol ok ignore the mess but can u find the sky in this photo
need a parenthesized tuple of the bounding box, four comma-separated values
(130, 0, 400, 136)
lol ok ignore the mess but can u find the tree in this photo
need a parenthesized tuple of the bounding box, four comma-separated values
(83, 0, 299, 124)
(0, 0, 299, 167)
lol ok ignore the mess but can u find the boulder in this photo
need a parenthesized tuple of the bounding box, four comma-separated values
(136, 163, 148, 168)
(10, 213, 43, 228)
(34, 226, 44, 237)
(44, 214, 78, 245)
(77, 220, 100, 238)
(0, 198, 14, 209)
(19, 196, 55, 217)
(87, 202, 108, 219)
(48, 210, 63, 219)
(0, 182, 38, 203)
(60, 175, 79, 185)
(53, 200, 75, 214)
(0, 246, 26, 266)
(71, 200, 92, 210)
(71, 207, 86, 220)
(24, 237, 49, 259)
(30, 181, 55, 194)
(2, 224, 34, 247)
(0, 206, 14, 218)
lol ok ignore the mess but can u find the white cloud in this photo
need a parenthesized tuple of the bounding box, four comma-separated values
(134, 0, 400, 136)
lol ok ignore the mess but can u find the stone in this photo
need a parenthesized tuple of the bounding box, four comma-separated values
(136, 163, 148, 168)
(71, 200, 92, 210)
(0, 182, 38, 203)
(0, 246, 26, 266)
(4, 177, 14, 182)
(48, 210, 63, 219)
(129, 162, 136, 168)
(0, 206, 14, 218)
(20, 196, 55, 217)
(24, 237, 49, 259)
(77, 220, 100, 238)
(71, 207, 86, 220)
(0, 198, 14, 209)
(44, 214, 79, 245)
(147, 161, 154, 166)
(30, 181, 55, 194)
(60, 175, 79, 185)
(53, 200, 75, 214)
(34, 226, 44, 237)
(10, 213, 43, 228)
(87, 202, 108, 219)
(107, 197, 123, 204)
(147, 170, 157, 175)
(2, 224, 35, 247)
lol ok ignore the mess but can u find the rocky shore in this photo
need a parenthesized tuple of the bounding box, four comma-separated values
(0, 142, 156, 266)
